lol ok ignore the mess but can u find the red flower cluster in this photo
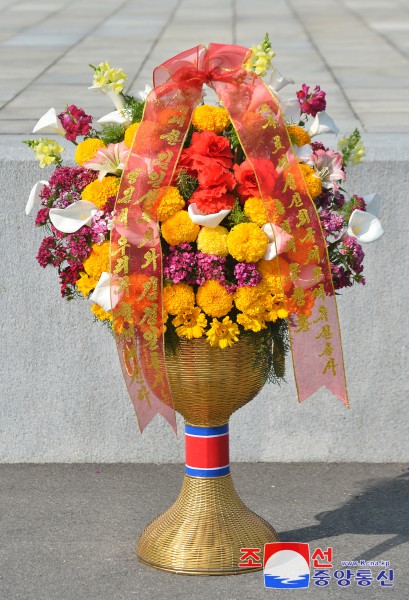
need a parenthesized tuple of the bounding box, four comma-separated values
(296, 84, 326, 118)
(180, 131, 236, 214)
(234, 158, 278, 199)
(58, 105, 92, 142)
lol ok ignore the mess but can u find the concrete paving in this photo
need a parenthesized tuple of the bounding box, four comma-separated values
(1, 463, 408, 599)
(1, 0, 409, 138)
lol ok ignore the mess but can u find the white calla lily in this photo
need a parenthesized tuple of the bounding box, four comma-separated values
(294, 144, 312, 161)
(307, 111, 339, 137)
(262, 223, 293, 260)
(269, 67, 294, 92)
(32, 108, 65, 137)
(188, 203, 230, 228)
(347, 209, 384, 243)
(97, 110, 130, 125)
(25, 180, 48, 215)
(90, 272, 121, 312)
(136, 84, 152, 102)
(49, 200, 98, 233)
(281, 97, 301, 123)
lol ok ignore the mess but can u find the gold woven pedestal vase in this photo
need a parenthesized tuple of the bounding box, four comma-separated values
(136, 335, 279, 575)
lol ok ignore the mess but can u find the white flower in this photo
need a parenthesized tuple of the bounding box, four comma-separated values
(269, 67, 294, 92)
(90, 272, 121, 311)
(307, 111, 339, 137)
(293, 144, 312, 161)
(97, 110, 130, 125)
(32, 108, 65, 137)
(188, 204, 230, 228)
(135, 84, 152, 102)
(262, 223, 293, 260)
(25, 180, 48, 215)
(347, 194, 384, 243)
(49, 200, 98, 233)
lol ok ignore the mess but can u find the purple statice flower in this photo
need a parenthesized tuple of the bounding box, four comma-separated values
(52, 189, 82, 209)
(66, 232, 92, 266)
(320, 209, 345, 238)
(311, 141, 326, 152)
(340, 235, 365, 274)
(58, 105, 93, 142)
(234, 262, 262, 287)
(297, 84, 326, 117)
(331, 264, 352, 290)
(59, 263, 84, 298)
(35, 207, 49, 226)
(163, 243, 197, 284)
(196, 253, 226, 285)
(90, 210, 112, 244)
(36, 236, 66, 268)
(40, 166, 97, 204)
(333, 191, 346, 209)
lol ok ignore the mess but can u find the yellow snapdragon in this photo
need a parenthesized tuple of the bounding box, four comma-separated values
(90, 61, 127, 94)
(244, 34, 275, 78)
(25, 138, 64, 169)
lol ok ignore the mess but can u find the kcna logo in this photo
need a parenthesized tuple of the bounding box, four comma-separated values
(263, 542, 311, 589)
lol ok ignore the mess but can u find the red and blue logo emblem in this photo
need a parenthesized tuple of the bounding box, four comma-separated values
(263, 542, 311, 588)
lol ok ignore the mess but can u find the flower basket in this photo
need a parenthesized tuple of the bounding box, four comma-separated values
(25, 35, 384, 575)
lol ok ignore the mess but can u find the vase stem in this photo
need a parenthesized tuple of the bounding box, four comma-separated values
(185, 422, 230, 478)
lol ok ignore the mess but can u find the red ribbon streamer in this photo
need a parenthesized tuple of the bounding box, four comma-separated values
(111, 43, 348, 433)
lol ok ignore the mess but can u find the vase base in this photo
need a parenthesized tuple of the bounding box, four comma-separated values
(136, 474, 279, 575)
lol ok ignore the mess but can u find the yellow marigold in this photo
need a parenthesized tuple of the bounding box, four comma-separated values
(197, 225, 229, 257)
(192, 105, 230, 134)
(206, 316, 240, 349)
(157, 186, 185, 222)
(161, 210, 199, 245)
(227, 222, 268, 263)
(257, 257, 292, 294)
(124, 122, 140, 147)
(75, 138, 106, 166)
(91, 304, 113, 322)
(243, 196, 283, 227)
(172, 307, 208, 339)
(287, 125, 311, 147)
(83, 241, 110, 280)
(298, 163, 322, 199)
(82, 176, 120, 209)
(196, 280, 233, 318)
(234, 283, 268, 318)
(264, 293, 289, 322)
(76, 272, 98, 297)
(237, 313, 266, 332)
(163, 282, 195, 315)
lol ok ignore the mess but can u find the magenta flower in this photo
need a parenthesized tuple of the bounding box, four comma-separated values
(309, 149, 345, 193)
(58, 105, 92, 142)
(296, 84, 326, 117)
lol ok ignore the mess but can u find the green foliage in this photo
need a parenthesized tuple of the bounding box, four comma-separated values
(183, 124, 194, 148)
(164, 321, 181, 356)
(337, 128, 365, 167)
(269, 318, 290, 383)
(227, 200, 249, 228)
(123, 95, 145, 123)
(225, 124, 241, 149)
(176, 169, 198, 201)
(99, 123, 126, 145)
(261, 32, 272, 53)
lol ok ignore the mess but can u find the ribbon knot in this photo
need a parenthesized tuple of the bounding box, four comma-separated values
(153, 43, 252, 92)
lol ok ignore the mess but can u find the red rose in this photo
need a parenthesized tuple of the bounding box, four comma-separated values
(197, 161, 236, 190)
(189, 161, 237, 214)
(191, 187, 236, 214)
(234, 158, 278, 200)
(178, 131, 234, 174)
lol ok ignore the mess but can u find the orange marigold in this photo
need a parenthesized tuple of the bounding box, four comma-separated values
(124, 122, 140, 147)
(75, 138, 106, 166)
(298, 163, 322, 199)
(82, 176, 120, 209)
(287, 125, 311, 147)
(163, 283, 195, 315)
(192, 105, 230, 134)
(196, 280, 233, 318)
(161, 210, 199, 245)
(83, 241, 109, 281)
(227, 222, 268, 263)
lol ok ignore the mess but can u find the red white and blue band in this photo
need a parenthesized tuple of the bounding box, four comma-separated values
(185, 423, 230, 478)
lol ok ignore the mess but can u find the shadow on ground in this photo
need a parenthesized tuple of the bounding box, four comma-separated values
(280, 471, 409, 561)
